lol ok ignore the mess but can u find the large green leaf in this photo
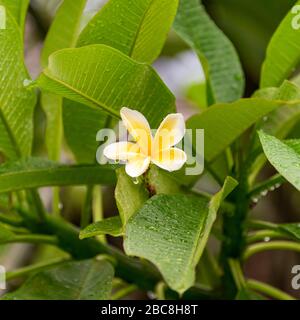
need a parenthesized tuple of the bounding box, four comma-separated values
(259, 131, 300, 191)
(260, 1, 300, 88)
(63, 99, 107, 163)
(187, 99, 279, 163)
(115, 168, 149, 225)
(0, 158, 116, 193)
(37, 45, 175, 128)
(0, 0, 29, 30)
(41, 0, 87, 67)
(248, 81, 300, 181)
(124, 177, 237, 293)
(2, 259, 114, 300)
(40, 0, 87, 162)
(64, 0, 179, 163)
(174, 0, 244, 104)
(0, 8, 36, 159)
(255, 81, 300, 140)
(78, 0, 179, 64)
(79, 216, 123, 239)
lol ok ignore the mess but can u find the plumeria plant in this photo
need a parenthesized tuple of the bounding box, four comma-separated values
(0, 0, 300, 300)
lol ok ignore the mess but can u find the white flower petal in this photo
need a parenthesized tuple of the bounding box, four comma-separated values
(125, 155, 151, 178)
(120, 107, 152, 155)
(153, 113, 185, 153)
(152, 147, 187, 172)
(103, 142, 140, 161)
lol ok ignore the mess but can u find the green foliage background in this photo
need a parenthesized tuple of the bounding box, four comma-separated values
(0, 0, 299, 300)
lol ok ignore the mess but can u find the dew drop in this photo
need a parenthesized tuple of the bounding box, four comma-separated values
(252, 197, 259, 203)
(260, 190, 268, 197)
(133, 177, 139, 185)
(147, 291, 156, 300)
(264, 237, 271, 242)
(23, 79, 32, 87)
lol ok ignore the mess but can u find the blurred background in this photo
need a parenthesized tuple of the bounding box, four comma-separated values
(1, 0, 300, 299)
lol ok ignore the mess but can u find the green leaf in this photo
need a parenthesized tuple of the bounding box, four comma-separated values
(261, 1, 300, 88)
(37, 45, 175, 128)
(115, 168, 149, 225)
(0, 8, 36, 159)
(2, 259, 114, 300)
(0, 223, 15, 242)
(280, 223, 300, 241)
(78, 0, 179, 64)
(80, 216, 123, 239)
(41, 0, 87, 67)
(41, 93, 63, 161)
(187, 99, 279, 162)
(0, 0, 29, 30)
(0, 158, 116, 193)
(286, 139, 300, 153)
(249, 81, 300, 182)
(124, 177, 237, 293)
(63, 99, 107, 163)
(65, 0, 178, 162)
(146, 165, 181, 195)
(174, 0, 244, 104)
(40, 0, 87, 162)
(258, 131, 300, 191)
(255, 81, 300, 140)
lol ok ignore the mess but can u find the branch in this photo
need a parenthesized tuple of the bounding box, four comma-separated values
(246, 279, 296, 300)
(6, 258, 70, 281)
(24, 215, 214, 299)
(248, 174, 284, 199)
(243, 241, 300, 260)
(246, 230, 291, 244)
(0, 234, 58, 246)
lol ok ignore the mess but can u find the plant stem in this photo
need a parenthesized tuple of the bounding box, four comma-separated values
(111, 284, 138, 300)
(93, 185, 106, 243)
(6, 257, 70, 280)
(243, 241, 300, 260)
(221, 163, 249, 297)
(155, 282, 167, 300)
(52, 187, 61, 217)
(246, 219, 278, 230)
(28, 190, 47, 221)
(248, 174, 284, 199)
(247, 230, 291, 244)
(228, 259, 246, 290)
(81, 185, 94, 228)
(0, 213, 23, 227)
(1, 234, 58, 245)
(246, 279, 296, 300)
(24, 215, 213, 299)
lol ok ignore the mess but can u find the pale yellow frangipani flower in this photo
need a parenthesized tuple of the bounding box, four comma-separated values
(103, 107, 187, 178)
